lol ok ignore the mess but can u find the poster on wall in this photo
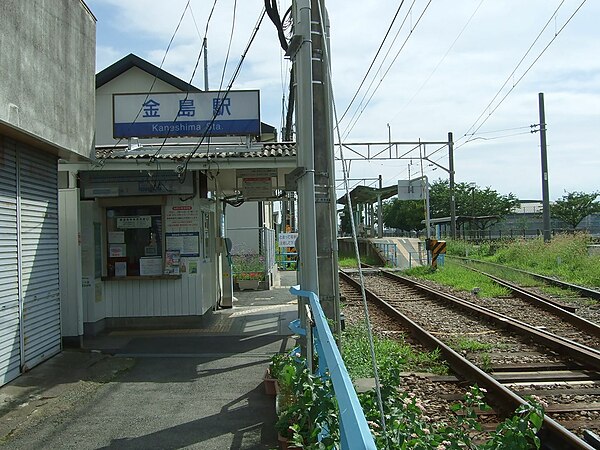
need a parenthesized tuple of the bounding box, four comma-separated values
(108, 231, 125, 244)
(165, 232, 200, 257)
(115, 261, 127, 277)
(165, 205, 199, 232)
(110, 244, 126, 258)
(165, 250, 181, 275)
(140, 257, 163, 276)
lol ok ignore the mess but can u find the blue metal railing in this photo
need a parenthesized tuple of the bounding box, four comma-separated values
(290, 286, 377, 450)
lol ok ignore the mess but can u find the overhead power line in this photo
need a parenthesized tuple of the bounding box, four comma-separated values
(458, 0, 587, 148)
(148, 0, 220, 163)
(104, 0, 192, 158)
(337, 1, 406, 124)
(178, 7, 267, 176)
(341, 0, 433, 141)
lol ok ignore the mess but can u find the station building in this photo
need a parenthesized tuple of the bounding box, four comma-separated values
(59, 54, 296, 344)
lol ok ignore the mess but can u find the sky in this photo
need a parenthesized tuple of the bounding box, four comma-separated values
(87, 0, 599, 201)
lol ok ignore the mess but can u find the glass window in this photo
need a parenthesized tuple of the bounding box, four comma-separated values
(106, 205, 162, 277)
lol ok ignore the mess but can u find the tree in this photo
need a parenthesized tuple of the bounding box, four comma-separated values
(429, 179, 519, 230)
(551, 191, 600, 229)
(382, 199, 424, 232)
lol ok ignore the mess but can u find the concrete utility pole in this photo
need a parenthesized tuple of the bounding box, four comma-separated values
(203, 38, 209, 91)
(378, 174, 383, 238)
(538, 92, 551, 242)
(308, 0, 341, 331)
(448, 132, 457, 239)
(294, 0, 319, 299)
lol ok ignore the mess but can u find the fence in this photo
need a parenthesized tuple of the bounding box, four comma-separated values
(290, 286, 377, 450)
(276, 250, 298, 271)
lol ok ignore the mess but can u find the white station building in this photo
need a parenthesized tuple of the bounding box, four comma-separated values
(59, 54, 297, 343)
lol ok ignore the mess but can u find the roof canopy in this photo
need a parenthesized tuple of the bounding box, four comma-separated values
(337, 185, 398, 205)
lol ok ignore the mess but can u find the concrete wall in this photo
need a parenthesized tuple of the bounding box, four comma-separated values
(0, 0, 96, 160)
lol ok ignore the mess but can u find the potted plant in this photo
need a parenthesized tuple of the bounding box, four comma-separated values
(232, 253, 266, 290)
(274, 356, 340, 449)
(264, 353, 289, 396)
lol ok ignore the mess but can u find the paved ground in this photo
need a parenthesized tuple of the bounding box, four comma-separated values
(0, 273, 298, 450)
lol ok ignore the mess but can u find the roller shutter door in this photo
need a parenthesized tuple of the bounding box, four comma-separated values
(18, 144, 61, 370)
(0, 138, 21, 385)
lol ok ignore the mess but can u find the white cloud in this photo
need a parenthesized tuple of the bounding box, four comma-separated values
(87, 0, 600, 200)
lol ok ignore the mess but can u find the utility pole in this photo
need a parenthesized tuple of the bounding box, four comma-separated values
(538, 92, 551, 242)
(293, 0, 319, 298)
(311, 0, 340, 331)
(448, 132, 456, 239)
(378, 174, 383, 238)
(203, 38, 209, 91)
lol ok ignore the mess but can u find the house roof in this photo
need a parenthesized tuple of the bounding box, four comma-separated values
(96, 53, 200, 92)
(95, 142, 296, 160)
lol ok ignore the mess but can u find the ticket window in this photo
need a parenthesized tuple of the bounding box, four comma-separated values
(106, 205, 163, 277)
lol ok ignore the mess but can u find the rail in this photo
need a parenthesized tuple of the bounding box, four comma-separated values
(290, 286, 377, 450)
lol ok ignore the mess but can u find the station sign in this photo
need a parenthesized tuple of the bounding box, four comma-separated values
(398, 178, 428, 201)
(113, 90, 260, 138)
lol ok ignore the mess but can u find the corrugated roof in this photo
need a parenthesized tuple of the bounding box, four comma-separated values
(95, 142, 296, 160)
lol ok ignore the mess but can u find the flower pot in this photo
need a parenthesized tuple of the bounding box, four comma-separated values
(263, 369, 277, 396)
(278, 433, 301, 450)
(238, 279, 260, 290)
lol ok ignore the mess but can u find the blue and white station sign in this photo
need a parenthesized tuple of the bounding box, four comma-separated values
(113, 90, 260, 138)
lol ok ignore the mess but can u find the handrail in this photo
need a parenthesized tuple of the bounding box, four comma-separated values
(290, 286, 377, 450)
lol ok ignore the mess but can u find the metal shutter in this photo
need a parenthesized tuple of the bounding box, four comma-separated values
(18, 144, 61, 370)
(0, 138, 21, 385)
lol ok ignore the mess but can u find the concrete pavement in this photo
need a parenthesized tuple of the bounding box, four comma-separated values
(0, 276, 299, 449)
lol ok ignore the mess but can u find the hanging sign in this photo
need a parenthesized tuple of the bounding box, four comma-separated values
(278, 233, 298, 248)
(113, 90, 260, 138)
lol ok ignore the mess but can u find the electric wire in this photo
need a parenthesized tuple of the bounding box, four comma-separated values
(147, 0, 220, 163)
(265, 0, 289, 52)
(337, 1, 405, 124)
(340, 0, 415, 134)
(179, 7, 267, 176)
(218, 0, 238, 93)
(389, 0, 485, 123)
(315, 2, 388, 444)
(103, 0, 192, 160)
(342, 0, 433, 141)
(459, 0, 586, 146)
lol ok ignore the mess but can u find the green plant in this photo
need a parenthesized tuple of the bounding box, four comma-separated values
(274, 356, 340, 449)
(405, 260, 511, 298)
(453, 337, 493, 353)
(232, 253, 266, 280)
(269, 353, 292, 379)
(342, 325, 448, 378)
(479, 353, 493, 372)
(359, 380, 545, 450)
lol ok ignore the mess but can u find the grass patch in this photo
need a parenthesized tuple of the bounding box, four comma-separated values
(404, 260, 511, 298)
(341, 325, 448, 378)
(452, 337, 493, 352)
(487, 234, 600, 288)
(338, 254, 384, 268)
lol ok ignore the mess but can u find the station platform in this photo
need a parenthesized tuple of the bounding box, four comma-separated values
(0, 273, 300, 449)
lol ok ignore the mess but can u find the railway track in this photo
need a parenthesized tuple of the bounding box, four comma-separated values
(340, 269, 600, 449)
